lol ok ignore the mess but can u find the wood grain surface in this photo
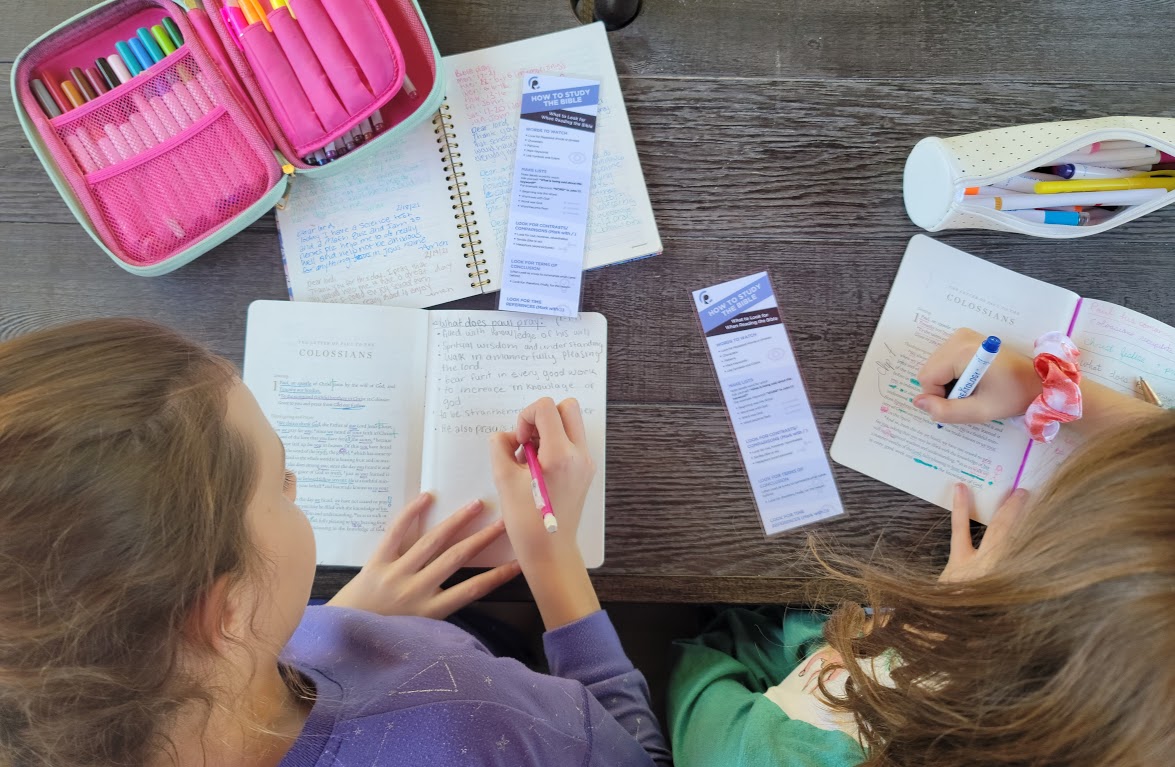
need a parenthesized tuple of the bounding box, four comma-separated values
(3, 0, 1173, 603)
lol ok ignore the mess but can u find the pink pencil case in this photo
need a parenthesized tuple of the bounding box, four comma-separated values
(13, 0, 443, 274)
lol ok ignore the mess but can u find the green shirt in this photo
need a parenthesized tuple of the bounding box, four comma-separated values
(668, 607, 866, 767)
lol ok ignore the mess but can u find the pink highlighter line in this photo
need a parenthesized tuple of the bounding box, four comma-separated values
(1014, 297, 1085, 490)
(523, 442, 557, 533)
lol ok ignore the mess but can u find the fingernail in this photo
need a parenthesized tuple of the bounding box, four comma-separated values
(492, 518, 506, 530)
(913, 396, 928, 411)
(464, 499, 484, 513)
(417, 491, 432, 503)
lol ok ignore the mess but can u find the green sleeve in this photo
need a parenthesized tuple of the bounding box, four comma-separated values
(668, 608, 865, 767)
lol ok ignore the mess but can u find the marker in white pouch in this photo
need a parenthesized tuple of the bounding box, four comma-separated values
(938, 335, 1001, 429)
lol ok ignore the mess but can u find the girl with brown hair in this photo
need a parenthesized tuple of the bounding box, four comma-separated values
(0, 319, 670, 767)
(669, 328, 1174, 767)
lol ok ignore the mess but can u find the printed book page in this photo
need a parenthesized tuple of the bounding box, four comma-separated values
(442, 22, 662, 272)
(242, 301, 429, 567)
(830, 235, 1080, 524)
(1017, 299, 1175, 489)
(275, 118, 476, 309)
(419, 311, 608, 567)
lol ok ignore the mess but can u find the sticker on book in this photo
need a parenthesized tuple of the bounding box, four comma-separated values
(498, 74, 600, 317)
(693, 273, 844, 535)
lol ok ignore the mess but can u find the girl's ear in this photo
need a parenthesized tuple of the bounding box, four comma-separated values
(186, 574, 234, 650)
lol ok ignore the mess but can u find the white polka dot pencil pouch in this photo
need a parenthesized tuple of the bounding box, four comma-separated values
(903, 116, 1175, 238)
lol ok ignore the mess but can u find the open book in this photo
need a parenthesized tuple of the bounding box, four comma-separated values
(275, 23, 660, 308)
(241, 300, 607, 567)
(831, 235, 1175, 523)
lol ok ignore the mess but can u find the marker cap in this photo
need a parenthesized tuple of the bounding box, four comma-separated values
(981, 336, 1001, 354)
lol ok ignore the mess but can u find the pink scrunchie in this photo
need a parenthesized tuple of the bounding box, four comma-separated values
(1019, 331, 1082, 442)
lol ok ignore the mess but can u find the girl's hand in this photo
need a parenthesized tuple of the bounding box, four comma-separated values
(914, 328, 1041, 424)
(488, 397, 600, 629)
(327, 493, 521, 619)
(939, 484, 1030, 583)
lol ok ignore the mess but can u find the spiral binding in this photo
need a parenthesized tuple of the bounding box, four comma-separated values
(435, 102, 490, 288)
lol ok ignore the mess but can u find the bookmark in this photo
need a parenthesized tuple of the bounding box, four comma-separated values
(498, 74, 600, 317)
(692, 272, 844, 535)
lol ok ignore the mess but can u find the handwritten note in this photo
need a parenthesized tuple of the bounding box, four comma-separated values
(444, 22, 659, 270)
(420, 310, 608, 567)
(275, 122, 473, 308)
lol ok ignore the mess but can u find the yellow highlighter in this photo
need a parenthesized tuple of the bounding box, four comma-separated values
(1034, 173, 1175, 194)
(271, 0, 295, 16)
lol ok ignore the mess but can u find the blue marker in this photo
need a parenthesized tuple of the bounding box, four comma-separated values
(115, 41, 142, 76)
(937, 335, 1001, 428)
(127, 37, 156, 72)
(137, 27, 166, 64)
(1008, 209, 1083, 226)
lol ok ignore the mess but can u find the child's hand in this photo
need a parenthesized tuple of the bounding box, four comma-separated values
(488, 397, 601, 629)
(327, 493, 521, 619)
(489, 397, 595, 566)
(939, 484, 1030, 583)
(914, 328, 1041, 424)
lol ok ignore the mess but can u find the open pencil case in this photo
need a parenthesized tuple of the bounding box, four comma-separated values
(903, 116, 1175, 238)
(12, 0, 445, 275)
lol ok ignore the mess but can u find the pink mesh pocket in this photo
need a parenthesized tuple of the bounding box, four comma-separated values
(47, 47, 279, 265)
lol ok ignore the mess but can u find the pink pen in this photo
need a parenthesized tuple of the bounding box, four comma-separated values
(523, 443, 557, 533)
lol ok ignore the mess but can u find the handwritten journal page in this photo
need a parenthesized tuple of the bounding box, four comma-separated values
(242, 301, 429, 566)
(275, 120, 474, 309)
(1017, 300, 1175, 489)
(830, 235, 1079, 523)
(419, 311, 608, 567)
(442, 23, 661, 271)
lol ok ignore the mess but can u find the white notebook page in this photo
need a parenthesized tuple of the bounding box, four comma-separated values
(420, 311, 608, 567)
(242, 301, 429, 566)
(442, 22, 661, 271)
(831, 236, 1079, 523)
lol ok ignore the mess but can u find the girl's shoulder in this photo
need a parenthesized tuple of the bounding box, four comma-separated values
(279, 606, 598, 766)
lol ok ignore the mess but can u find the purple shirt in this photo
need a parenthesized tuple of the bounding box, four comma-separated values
(279, 606, 671, 766)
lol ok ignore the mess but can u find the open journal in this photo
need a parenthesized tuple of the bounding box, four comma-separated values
(275, 23, 661, 308)
(831, 235, 1175, 524)
(242, 300, 607, 567)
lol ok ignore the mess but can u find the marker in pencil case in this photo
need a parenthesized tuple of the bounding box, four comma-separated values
(60, 79, 86, 109)
(127, 37, 156, 71)
(108, 53, 135, 84)
(151, 25, 177, 56)
(163, 17, 185, 47)
(31, 79, 63, 118)
(116, 41, 143, 76)
(96, 58, 119, 90)
(137, 28, 167, 64)
(967, 188, 1166, 211)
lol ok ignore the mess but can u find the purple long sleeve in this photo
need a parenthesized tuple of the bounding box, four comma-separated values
(278, 605, 670, 767)
(544, 611, 672, 766)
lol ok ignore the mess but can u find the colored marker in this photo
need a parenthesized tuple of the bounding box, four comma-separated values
(84, 67, 109, 95)
(340, 129, 356, 153)
(221, 4, 248, 44)
(30, 79, 63, 117)
(69, 67, 97, 101)
(42, 77, 72, 113)
(60, 80, 86, 108)
(370, 108, 385, 133)
(137, 28, 166, 63)
(1050, 147, 1160, 168)
(151, 25, 177, 56)
(162, 17, 185, 47)
(938, 336, 1001, 428)
(115, 42, 142, 76)
(128, 37, 156, 71)
(95, 58, 119, 89)
(1034, 176, 1175, 194)
(403, 74, 418, 98)
(108, 53, 135, 84)
(1008, 209, 1083, 226)
(324, 141, 338, 161)
(270, 0, 295, 17)
(963, 186, 1004, 197)
(359, 117, 374, 141)
(992, 171, 1063, 193)
(312, 148, 328, 165)
(239, 0, 271, 30)
(523, 442, 558, 533)
(968, 188, 1166, 211)
(1053, 163, 1145, 180)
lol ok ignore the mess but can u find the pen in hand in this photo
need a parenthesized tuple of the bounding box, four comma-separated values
(523, 442, 558, 533)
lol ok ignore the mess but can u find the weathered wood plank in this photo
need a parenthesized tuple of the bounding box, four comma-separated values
(8, 0, 1175, 82)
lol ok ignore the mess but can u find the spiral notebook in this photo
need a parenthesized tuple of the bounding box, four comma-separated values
(275, 23, 660, 308)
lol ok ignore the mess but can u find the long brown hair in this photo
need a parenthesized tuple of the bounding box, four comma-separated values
(0, 319, 260, 766)
(819, 411, 1175, 766)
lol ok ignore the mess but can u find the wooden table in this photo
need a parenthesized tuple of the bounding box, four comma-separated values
(4, 0, 1173, 603)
